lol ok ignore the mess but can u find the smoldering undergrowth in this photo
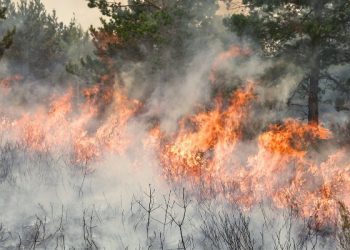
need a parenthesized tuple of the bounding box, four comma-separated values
(0, 44, 349, 250)
(0, 137, 348, 249)
(0, 1, 349, 250)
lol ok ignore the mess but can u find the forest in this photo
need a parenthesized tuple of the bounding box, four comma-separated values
(0, 0, 350, 249)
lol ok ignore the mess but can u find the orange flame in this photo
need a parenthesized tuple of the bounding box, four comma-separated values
(157, 84, 255, 181)
(0, 45, 349, 232)
(1, 85, 140, 165)
(147, 85, 350, 229)
(259, 119, 331, 157)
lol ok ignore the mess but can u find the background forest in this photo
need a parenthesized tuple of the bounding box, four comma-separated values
(0, 0, 349, 249)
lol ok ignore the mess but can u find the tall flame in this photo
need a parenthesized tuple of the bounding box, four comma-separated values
(1, 45, 350, 232)
(157, 83, 255, 182)
(147, 85, 350, 229)
(1, 85, 140, 165)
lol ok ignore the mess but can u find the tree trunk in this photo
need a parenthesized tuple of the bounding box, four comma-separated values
(308, 57, 320, 125)
(308, 0, 323, 126)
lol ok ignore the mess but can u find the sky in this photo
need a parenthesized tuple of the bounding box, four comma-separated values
(13, 0, 243, 30)
(14, 0, 102, 29)
(40, 0, 102, 29)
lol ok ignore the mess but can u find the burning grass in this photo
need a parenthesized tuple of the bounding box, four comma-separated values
(0, 46, 350, 248)
(1, 78, 349, 232)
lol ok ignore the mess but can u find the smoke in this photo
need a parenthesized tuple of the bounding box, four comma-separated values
(0, 144, 339, 249)
(0, 1, 349, 249)
(0, 46, 341, 249)
(144, 43, 221, 132)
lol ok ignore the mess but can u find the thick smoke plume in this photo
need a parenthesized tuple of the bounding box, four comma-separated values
(0, 0, 349, 249)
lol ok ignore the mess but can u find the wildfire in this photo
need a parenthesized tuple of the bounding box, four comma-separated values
(147, 85, 349, 228)
(1, 46, 349, 231)
(242, 121, 341, 227)
(156, 84, 255, 181)
(259, 119, 332, 157)
(0, 85, 140, 165)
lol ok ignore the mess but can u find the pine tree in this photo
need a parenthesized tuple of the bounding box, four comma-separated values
(224, 0, 350, 124)
(85, 0, 219, 96)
